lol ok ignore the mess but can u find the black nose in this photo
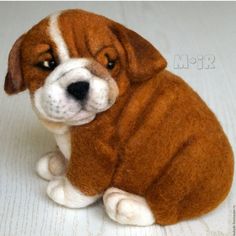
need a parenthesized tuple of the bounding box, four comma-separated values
(67, 81, 90, 100)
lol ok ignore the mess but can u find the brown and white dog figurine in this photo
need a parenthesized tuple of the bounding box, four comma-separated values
(4, 9, 234, 226)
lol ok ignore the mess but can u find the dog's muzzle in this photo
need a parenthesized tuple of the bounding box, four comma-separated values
(33, 58, 119, 126)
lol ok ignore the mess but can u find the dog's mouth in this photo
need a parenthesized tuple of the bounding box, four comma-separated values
(32, 59, 119, 126)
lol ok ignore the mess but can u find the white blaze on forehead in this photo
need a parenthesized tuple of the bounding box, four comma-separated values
(49, 12, 70, 62)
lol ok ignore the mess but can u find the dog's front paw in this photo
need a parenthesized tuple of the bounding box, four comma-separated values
(36, 151, 66, 181)
(47, 177, 100, 208)
(103, 187, 155, 226)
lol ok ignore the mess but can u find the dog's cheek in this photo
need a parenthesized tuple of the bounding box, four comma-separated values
(28, 79, 45, 95)
(115, 71, 130, 97)
(23, 67, 48, 94)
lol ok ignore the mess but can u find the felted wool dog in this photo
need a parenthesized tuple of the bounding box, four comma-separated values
(4, 9, 234, 226)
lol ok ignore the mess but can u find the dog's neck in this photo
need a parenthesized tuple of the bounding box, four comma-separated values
(39, 118, 69, 134)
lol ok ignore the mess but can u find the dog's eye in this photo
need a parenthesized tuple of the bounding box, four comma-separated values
(37, 59, 57, 71)
(105, 54, 116, 70)
(106, 60, 116, 70)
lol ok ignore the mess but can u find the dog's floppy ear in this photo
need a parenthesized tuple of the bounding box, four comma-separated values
(110, 23, 167, 82)
(4, 34, 26, 95)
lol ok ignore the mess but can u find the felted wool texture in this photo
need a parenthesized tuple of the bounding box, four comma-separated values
(4, 9, 234, 225)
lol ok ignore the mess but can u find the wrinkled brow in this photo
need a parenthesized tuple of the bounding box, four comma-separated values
(33, 44, 51, 56)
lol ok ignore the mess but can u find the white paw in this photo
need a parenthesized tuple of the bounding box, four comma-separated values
(47, 177, 100, 208)
(36, 151, 66, 181)
(103, 187, 155, 226)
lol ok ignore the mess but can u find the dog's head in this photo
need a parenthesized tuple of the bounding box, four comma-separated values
(4, 9, 167, 126)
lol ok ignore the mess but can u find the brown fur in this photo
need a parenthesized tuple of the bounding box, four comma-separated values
(4, 9, 234, 225)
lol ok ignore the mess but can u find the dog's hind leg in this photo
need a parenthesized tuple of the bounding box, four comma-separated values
(145, 137, 233, 225)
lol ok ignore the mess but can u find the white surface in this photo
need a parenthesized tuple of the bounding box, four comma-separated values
(0, 2, 235, 236)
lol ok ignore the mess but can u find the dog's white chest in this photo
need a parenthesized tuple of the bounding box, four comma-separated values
(54, 132, 71, 159)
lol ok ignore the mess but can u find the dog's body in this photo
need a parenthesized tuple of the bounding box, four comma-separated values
(4, 9, 234, 226)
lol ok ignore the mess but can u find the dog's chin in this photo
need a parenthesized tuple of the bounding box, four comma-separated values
(63, 109, 96, 126)
(33, 99, 115, 127)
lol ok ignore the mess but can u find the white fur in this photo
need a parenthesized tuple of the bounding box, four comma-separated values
(103, 187, 155, 226)
(38, 119, 69, 135)
(47, 177, 100, 208)
(36, 151, 66, 181)
(49, 12, 70, 62)
(33, 58, 117, 126)
(85, 78, 110, 112)
(54, 131, 71, 160)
